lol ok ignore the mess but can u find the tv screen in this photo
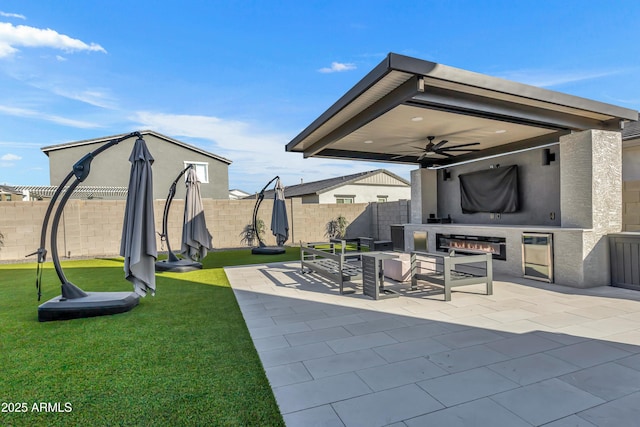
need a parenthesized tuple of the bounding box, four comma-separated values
(459, 165, 519, 213)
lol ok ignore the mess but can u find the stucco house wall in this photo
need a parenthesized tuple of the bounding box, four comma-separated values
(43, 131, 231, 200)
(316, 183, 411, 204)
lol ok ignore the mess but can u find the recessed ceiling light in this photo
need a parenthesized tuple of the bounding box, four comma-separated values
(411, 117, 423, 122)
(364, 140, 373, 144)
(495, 129, 507, 134)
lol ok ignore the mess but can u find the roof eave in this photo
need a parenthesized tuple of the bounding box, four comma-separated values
(41, 130, 233, 165)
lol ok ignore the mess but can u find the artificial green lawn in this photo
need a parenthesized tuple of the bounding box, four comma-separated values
(0, 247, 299, 426)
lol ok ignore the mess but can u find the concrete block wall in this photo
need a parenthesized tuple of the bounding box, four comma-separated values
(371, 200, 410, 240)
(0, 198, 407, 262)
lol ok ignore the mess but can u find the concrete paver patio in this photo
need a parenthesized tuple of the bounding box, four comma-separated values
(225, 261, 640, 427)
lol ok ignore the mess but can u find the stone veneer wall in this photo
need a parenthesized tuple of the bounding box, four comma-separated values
(623, 180, 640, 231)
(0, 198, 412, 262)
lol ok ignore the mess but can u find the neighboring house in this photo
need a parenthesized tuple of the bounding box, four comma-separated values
(252, 169, 411, 204)
(0, 185, 23, 201)
(229, 189, 251, 200)
(41, 130, 232, 200)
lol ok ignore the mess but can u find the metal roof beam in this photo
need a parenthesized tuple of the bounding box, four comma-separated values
(302, 77, 420, 158)
(408, 88, 621, 131)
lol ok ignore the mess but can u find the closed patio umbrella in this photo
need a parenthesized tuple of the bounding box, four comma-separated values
(181, 166, 212, 260)
(251, 175, 287, 255)
(271, 177, 289, 246)
(120, 137, 157, 296)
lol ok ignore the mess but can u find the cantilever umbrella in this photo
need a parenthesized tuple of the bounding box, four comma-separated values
(271, 177, 289, 246)
(120, 137, 157, 297)
(181, 166, 212, 261)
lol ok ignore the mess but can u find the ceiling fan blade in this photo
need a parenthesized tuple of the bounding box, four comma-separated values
(432, 139, 449, 150)
(436, 152, 454, 158)
(441, 148, 481, 152)
(440, 142, 481, 150)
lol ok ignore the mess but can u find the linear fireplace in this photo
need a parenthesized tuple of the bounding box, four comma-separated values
(436, 233, 507, 261)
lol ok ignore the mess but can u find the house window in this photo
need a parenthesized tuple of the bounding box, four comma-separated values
(335, 195, 354, 204)
(377, 195, 388, 203)
(185, 161, 209, 183)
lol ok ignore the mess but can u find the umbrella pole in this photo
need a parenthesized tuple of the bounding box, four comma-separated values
(159, 165, 193, 263)
(26, 170, 75, 301)
(252, 191, 266, 248)
(50, 178, 88, 299)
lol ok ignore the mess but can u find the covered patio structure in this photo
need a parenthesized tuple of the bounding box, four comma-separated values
(286, 53, 639, 288)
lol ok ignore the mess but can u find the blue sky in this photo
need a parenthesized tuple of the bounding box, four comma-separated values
(0, 1, 639, 193)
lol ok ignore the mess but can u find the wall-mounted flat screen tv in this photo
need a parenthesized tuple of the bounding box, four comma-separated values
(459, 165, 519, 213)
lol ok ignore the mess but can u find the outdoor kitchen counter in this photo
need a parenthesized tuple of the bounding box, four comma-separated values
(404, 223, 586, 231)
(401, 223, 607, 288)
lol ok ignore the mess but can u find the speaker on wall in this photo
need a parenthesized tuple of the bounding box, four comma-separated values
(542, 148, 556, 166)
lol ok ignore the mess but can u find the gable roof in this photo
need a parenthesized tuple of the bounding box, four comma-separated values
(41, 130, 232, 165)
(251, 169, 410, 199)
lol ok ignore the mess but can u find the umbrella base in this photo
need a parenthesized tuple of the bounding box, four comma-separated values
(38, 291, 140, 322)
(252, 246, 286, 255)
(155, 259, 203, 272)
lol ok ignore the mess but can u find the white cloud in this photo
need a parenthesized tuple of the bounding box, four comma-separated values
(0, 22, 106, 59)
(0, 141, 43, 148)
(131, 111, 413, 192)
(0, 104, 102, 128)
(0, 12, 26, 20)
(1, 153, 21, 161)
(318, 61, 357, 73)
(50, 87, 116, 109)
(496, 69, 621, 88)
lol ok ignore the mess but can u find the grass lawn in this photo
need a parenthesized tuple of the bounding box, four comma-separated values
(0, 247, 299, 426)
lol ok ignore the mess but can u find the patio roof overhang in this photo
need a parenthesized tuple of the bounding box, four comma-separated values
(286, 53, 639, 168)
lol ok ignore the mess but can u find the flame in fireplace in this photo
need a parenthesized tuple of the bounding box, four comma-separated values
(445, 239, 500, 255)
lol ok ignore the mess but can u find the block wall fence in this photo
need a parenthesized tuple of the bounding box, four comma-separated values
(0, 198, 411, 262)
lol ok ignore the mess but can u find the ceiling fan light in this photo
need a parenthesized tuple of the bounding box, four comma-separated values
(411, 116, 423, 122)
(364, 140, 373, 144)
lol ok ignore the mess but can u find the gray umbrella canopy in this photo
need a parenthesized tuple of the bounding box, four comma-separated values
(181, 167, 212, 260)
(271, 178, 289, 246)
(120, 137, 157, 297)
